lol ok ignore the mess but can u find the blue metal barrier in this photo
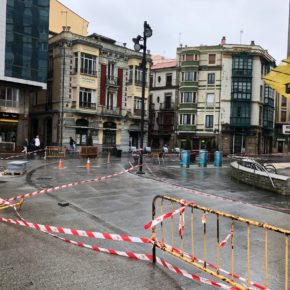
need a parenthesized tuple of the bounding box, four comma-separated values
(180, 150, 190, 168)
(198, 150, 208, 167)
(214, 151, 222, 166)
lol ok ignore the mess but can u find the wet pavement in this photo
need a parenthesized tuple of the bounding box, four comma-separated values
(0, 153, 290, 289)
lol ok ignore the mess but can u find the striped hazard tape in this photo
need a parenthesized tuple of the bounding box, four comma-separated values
(0, 149, 44, 160)
(0, 216, 151, 244)
(1, 164, 136, 206)
(160, 242, 266, 290)
(0, 216, 239, 290)
(144, 206, 185, 230)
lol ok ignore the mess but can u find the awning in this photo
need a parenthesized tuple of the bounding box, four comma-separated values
(0, 119, 19, 123)
(264, 57, 290, 97)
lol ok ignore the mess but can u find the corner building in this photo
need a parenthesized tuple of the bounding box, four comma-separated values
(176, 39, 275, 155)
(31, 28, 150, 151)
(0, 0, 49, 150)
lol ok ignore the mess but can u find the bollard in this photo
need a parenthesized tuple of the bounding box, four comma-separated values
(180, 150, 190, 168)
(214, 151, 222, 167)
(198, 150, 208, 167)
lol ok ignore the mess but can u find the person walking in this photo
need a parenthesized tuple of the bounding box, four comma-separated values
(21, 138, 29, 154)
(69, 137, 76, 152)
(35, 135, 40, 151)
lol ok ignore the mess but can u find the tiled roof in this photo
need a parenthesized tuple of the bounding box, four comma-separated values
(151, 60, 177, 70)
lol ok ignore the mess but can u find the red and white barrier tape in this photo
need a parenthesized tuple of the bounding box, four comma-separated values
(161, 242, 266, 290)
(0, 149, 44, 160)
(220, 230, 233, 248)
(143, 163, 282, 213)
(1, 164, 136, 205)
(0, 216, 151, 244)
(144, 206, 185, 230)
(155, 257, 238, 290)
(0, 213, 240, 290)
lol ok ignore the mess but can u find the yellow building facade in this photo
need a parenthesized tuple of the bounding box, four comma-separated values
(49, 0, 89, 36)
(30, 29, 150, 152)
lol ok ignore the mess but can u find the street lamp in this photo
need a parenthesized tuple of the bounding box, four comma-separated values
(132, 21, 153, 174)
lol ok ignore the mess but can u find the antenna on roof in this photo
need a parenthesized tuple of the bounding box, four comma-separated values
(240, 29, 244, 44)
(179, 32, 182, 47)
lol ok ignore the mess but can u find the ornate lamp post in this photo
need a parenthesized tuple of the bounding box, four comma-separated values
(132, 21, 153, 174)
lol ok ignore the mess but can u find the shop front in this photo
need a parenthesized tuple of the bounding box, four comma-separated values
(0, 112, 19, 152)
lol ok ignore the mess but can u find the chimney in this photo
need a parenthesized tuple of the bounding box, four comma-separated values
(250, 40, 255, 46)
(220, 36, 226, 45)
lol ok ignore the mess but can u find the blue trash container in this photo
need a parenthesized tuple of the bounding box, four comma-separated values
(214, 151, 222, 167)
(180, 150, 190, 168)
(198, 150, 208, 167)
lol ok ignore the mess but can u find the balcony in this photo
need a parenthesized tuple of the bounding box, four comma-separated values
(101, 106, 121, 116)
(159, 103, 174, 111)
(79, 102, 96, 110)
(180, 81, 198, 87)
(80, 67, 97, 76)
(132, 109, 148, 118)
(157, 124, 174, 133)
(179, 103, 197, 110)
(230, 117, 251, 127)
(264, 98, 274, 107)
(232, 69, 252, 77)
(181, 60, 199, 66)
(106, 76, 118, 87)
(0, 100, 19, 108)
(263, 120, 274, 130)
(177, 124, 196, 132)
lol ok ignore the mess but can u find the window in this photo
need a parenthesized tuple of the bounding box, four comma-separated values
(179, 114, 195, 125)
(207, 73, 215, 84)
(106, 92, 115, 110)
(208, 54, 216, 64)
(134, 97, 142, 109)
(181, 92, 196, 103)
(233, 56, 253, 70)
(164, 94, 172, 109)
(232, 79, 252, 100)
(158, 76, 161, 83)
(0, 87, 20, 108)
(281, 110, 287, 122)
(206, 94, 214, 106)
(79, 88, 96, 109)
(166, 73, 172, 86)
(135, 66, 143, 84)
(108, 62, 115, 79)
(232, 104, 250, 119)
(186, 54, 193, 61)
(182, 71, 197, 81)
(80, 53, 97, 75)
(128, 66, 133, 83)
(205, 115, 214, 128)
(281, 96, 287, 107)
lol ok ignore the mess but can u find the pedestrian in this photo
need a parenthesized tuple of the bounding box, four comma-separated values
(21, 138, 29, 154)
(30, 138, 35, 152)
(69, 137, 76, 151)
(35, 135, 40, 150)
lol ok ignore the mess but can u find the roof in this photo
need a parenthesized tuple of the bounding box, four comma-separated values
(151, 60, 177, 70)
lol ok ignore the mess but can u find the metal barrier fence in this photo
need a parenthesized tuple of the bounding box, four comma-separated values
(151, 195, 290, 290)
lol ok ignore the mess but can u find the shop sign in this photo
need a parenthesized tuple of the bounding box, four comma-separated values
(0, 112, 19, 120)
(282, 125, 290, 135)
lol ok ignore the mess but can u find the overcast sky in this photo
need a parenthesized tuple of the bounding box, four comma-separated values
(60, 0, 289, 64)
